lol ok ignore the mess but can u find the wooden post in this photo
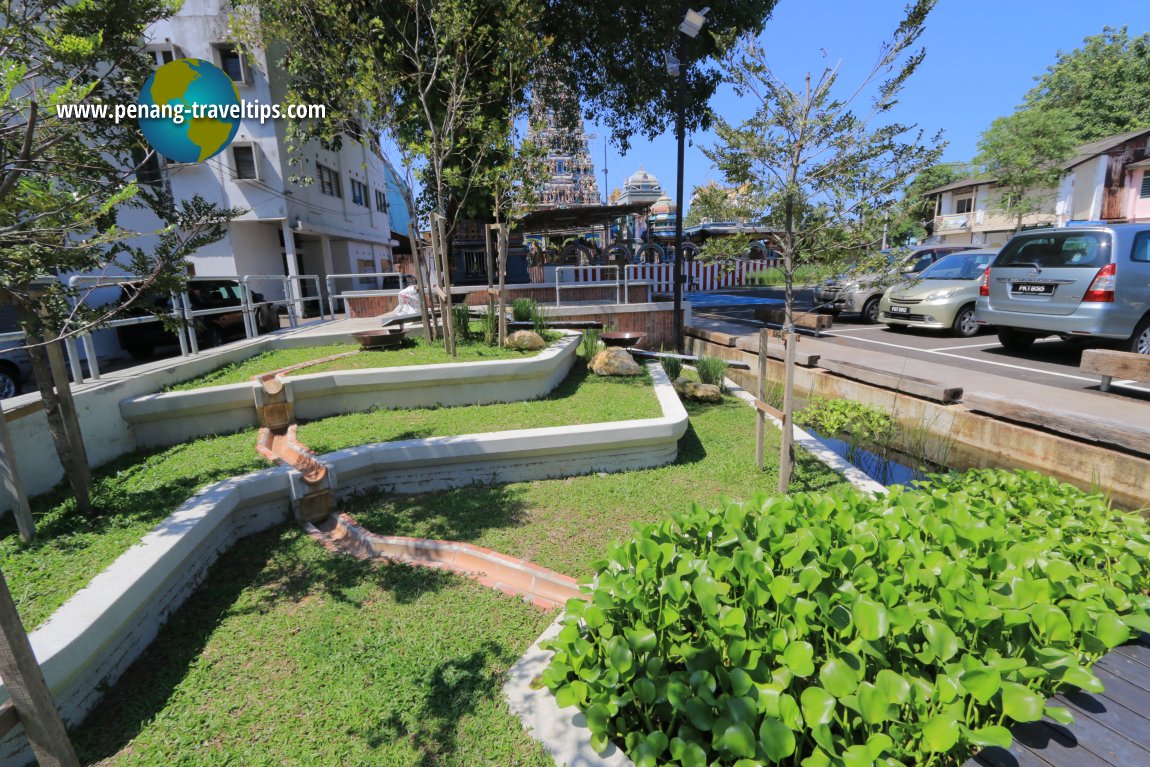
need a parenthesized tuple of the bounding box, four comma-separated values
(434, 215, 456, 357)
(778, 331, 797, 492)
(44, 339, 91, 500)
(755, 329, 769, 470)
(497, 223, 508, 346)
(0, 568, 80, 767)
(0, 411, 33, 542)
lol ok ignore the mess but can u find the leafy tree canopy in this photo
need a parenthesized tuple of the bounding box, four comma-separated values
(887, 162, 973, 245)
(975, 107, 1076, 232)
(684, 181, 755, 227)
(1023, 26, 1150, 143)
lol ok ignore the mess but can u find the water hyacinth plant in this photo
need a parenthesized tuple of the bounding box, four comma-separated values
(543, 469, 1150, 767)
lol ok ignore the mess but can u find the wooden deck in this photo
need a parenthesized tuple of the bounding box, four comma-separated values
(966, 635, 1150, 767)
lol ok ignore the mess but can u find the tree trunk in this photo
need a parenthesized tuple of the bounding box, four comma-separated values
(23, 330, 92, 514)
(497, 223, 508, 346)
(778, 331, 797, 493)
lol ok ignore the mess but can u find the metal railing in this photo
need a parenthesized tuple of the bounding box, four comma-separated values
(325, 272, 409, 319)
(554, 266, 621, 306)
(239, 274, 327, 333)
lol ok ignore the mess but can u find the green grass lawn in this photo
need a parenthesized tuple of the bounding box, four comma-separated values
(748, 264, 823, 286)
(0, 368, 656, 628)
(339, 391, 849, 580)
(72, 525, 555, 767)
(167, 333, 560, 392)
(297, 366, 660, 453)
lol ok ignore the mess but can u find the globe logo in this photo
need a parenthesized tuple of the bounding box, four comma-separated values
(137, 58, 241, 164)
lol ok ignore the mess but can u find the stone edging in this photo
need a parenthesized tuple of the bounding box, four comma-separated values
(502, 375, 887, 767)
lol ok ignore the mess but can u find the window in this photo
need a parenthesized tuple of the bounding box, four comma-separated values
(316, 164, 341, 197)
(954, 197, 974, 214)
(994, 232, 1111, 269)
(375, 189, 388, 213)
(151, 45, 180, 67)
(1141, 174, 1150, 199)
(463, 249, 487, 279)
(350, 178, 368, 207)
(230, 144, 260, 180)
(1133, 232, 1150, 263)
(215, 45, 249, 84)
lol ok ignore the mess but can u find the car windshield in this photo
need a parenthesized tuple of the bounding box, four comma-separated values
(919, 252, 996, 280)
(992, 232, 1111, 268)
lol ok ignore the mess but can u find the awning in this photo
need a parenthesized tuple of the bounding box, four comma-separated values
(515, 202, 654, 234)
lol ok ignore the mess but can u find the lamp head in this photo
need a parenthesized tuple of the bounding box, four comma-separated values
(679, 7, 709, 38)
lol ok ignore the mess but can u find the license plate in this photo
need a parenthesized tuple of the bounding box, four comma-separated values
(888, 305, 909, 314)
(1012, 282, 1056, 295)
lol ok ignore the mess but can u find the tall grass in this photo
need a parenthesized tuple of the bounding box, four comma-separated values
(748, 265, 822, 287)
(451, 302, 472, 340)
(530, 301, 548, 336)
(580, 328, 601, 359)
(660, 355, 683, 380)
(512, 298, 536, 322)
(694, 356, 729, 390)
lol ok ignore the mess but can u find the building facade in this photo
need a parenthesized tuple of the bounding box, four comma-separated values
(125, 0, 402, 310)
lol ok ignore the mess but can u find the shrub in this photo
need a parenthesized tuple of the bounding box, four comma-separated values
(544, 469, 1150, 767)
(512, 297, 536, 322)
(531, 301, 548, 336)
(581, 328, 601, 359)
(694, 356, 729, 389)
(660, 355, 683, 381)
(482, 302, 499, 346)
(451, 302, 472, 341)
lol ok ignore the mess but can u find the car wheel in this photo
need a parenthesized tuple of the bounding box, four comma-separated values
(0, 367, 20, 399)
(997, 327, 1036, 352)
(950, 304, 979, 338)
(1130, 316, 1150, 355)
(860, 297, 881, 324)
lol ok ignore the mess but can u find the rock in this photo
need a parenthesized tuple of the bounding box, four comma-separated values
(505, 330, 546, 351)
(589, 348, 643, 376)
(679, 380, 723, 403)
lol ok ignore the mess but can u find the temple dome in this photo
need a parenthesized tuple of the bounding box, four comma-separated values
(625, 166, 660, 191)
(650, 193, 676, 216)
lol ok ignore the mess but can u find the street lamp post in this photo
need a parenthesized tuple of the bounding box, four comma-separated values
(671, 7, 707, 353)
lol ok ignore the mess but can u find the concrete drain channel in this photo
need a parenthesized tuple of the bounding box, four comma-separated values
(251, 366, 584, 610)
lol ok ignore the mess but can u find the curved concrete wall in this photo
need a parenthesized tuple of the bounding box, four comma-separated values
(0, 363, 682, 766)
(120, 335, 578, 448)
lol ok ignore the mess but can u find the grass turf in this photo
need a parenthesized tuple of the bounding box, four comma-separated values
(71, 526, 555, 767)
(297, 365, 660, 454)
(339, 391, 850, 581)
(166, 333, 559, 392)
(0, 368, 657, 628)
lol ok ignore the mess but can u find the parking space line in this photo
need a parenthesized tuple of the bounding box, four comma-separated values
(822, 325, 890, 333)
(932, 341, 1002, 351)
(1112, 379, 1150, 393)
(823, 332, 1101, 384)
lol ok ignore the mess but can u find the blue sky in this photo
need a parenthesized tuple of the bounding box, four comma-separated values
(589, 0, 1150, 214)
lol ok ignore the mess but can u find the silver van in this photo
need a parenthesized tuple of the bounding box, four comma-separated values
(976, 224, 1150, 353)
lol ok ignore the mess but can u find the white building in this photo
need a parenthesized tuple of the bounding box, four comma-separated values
(125, 0, 399, 310)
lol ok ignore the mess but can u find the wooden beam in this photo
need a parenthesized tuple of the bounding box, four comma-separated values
(683, 326, 737, 347)
(963, 392, 1150, 457)
(734, 335, 821, 368)
(1080, 349, 1150, 392)
(754, 398, 784, 421)
(0, 701, 18, 738)
(0, 569, 80, 766)
(819, 358, 963, 404)
(754, 308, 833, 331)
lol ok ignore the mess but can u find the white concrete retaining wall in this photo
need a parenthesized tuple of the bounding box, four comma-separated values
(119, 335, 578, 448)
(0, 364, 682, 766)
(0, 324, 369, 511)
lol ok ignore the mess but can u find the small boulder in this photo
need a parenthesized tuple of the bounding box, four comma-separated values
(678, 379, 723, 403)
(505, 330, 546, 351)
(589, 348, 643, 376)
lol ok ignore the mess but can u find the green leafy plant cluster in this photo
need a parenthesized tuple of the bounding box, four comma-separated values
(797, 398, 893, 446)
(531, 301, 548, 336)
(512, 297, 537, 322)
(482, 301, 499, 346)
(581, 328, 602, 359)
(543, 469, 1150, 767)
(451, 302, 474, 341)
(694, 356, 729, 390)
(660, 355, 684, 381)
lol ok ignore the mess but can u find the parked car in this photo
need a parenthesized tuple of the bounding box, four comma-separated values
(381, 274, 417, 291)
(879, 249, 998, 337)
(0, 305, 32, 400)
(976, 225, 1150, 353)
(815, 245, 979, 323)
(116, 279, 279, 360)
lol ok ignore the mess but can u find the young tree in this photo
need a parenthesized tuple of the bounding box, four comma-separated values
(975, 108, 1076, 234)
(1024, 26, 1150, 144)
(684, 181, 754, 227)
(705, 0, 943, 491)
(2, 0, 234, 516)
(886, 162, 973, 245)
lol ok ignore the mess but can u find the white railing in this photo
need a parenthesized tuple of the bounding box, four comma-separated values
(325, 272, 409, 319)
(240, 274, 327, 333)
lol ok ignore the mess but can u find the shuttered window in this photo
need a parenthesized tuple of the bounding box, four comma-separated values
(1141, 174, 1150, 198)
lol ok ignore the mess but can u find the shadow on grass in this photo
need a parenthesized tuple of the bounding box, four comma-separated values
(70, 525, 462, 763)
(354, 641, 510, 765)
(341, 482, 530, 546)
